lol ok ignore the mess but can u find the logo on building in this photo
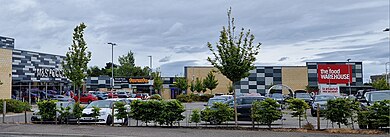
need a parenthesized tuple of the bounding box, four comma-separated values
(317, 64, 352, 84)
(128, 78, 149, 84)
(35, 68, 64, 78)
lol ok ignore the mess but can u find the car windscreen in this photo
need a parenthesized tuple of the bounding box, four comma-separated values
(370, 92, 390, 102)
(207, 98, 226, 106)
(315, 95, 335, 101)
(271, 94, 283, 98)
(296, 93, 311, 98)
(86, 101, 112, 108)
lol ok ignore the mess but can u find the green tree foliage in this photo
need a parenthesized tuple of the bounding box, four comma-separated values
(0, 99, 31, 113)
(194, 78, 204, 93)
(73, 102, 84, 124)
(152, 70, 163, 94)
(287, 98, 310, 128)
(37, 100, 57, 121)
(203, 71, 218, 94)
(160, 100, 185, 126)
(251, 98, 282, 129)
(227, 83, 234, 94)
(207, 8, 261, 126)
(173, 77, 188, 94)
(149, 94, 162, 100)
(0, 80, 3, 85)
(87, 66, 105, 77)
(114, 101, 128, 126)
(371, 78, 390, 90)
(358, 100, 390, 129)
(190, 109, 201, 126)
(57, 103, 71, 124)
(324, 98, 352, 128)
(118, 51, 135, 66)
(129, 100, 143, 126)
(201, 102, 234, 125)
(91, 106, 101, 125)
(62, 23, 92, 102)
(189, 80, 195, 93)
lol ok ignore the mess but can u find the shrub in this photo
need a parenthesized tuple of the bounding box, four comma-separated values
(0, 99, 31, 113)
(189, 94, 200, 102)
(190, 109, 201, 126)
(160, 100, 185, 126)
(149, 94, 162, 100)
(57, 104, 71, 124)
(199, 94, 214, 102)
(176, 94, 192, 103)
(37, 100, 57, 121)
(201, 102, 234, 125)
(287, 98, 310, 128)
(324, 98, 351, 128)
(251, 98, 282, 129)
(72, 102, 84, 124)
(114, 101, 128, 126)
(129, 100, 143, 126)
(358, 100, 390, 129)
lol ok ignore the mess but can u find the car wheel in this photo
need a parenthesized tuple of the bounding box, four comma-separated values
(106, 115, 112, 125)
(311, 109, 317, 117)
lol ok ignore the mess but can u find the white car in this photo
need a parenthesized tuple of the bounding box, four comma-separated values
(80, 100, 128, 125)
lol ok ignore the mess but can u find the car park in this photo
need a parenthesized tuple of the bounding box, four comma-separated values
(310, 94, 336, 117)
(80, 100, 128, 125)
(224, 96, 268, 121)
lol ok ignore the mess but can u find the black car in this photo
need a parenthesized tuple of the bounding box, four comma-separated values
(224, 96, 267, 121)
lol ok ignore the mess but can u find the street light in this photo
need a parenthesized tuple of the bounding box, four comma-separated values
(107, 42, 116, 90)
(386, 62, 390, 86)
(384, 28, 390, 86)
(347, 59, 352, 95)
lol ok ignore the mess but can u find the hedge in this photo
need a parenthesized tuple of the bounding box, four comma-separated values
(176, 93, 214, 103)
(0, 99, 31, 113)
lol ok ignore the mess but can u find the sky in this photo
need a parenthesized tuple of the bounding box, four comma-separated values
(1, 0, 389, 82)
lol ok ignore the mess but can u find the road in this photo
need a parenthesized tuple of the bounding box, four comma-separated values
(1, 102, 356, 129)
(0, 124, 385, 137)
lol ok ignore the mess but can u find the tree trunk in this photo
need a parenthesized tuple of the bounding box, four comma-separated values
(233, 81, 238, 127)
(268, 122, 271, 129)
(338, 122, 341, 128)
(350, 117, 355, 129)
(298, 115, 301, 128)
(77, 86, 80, 102)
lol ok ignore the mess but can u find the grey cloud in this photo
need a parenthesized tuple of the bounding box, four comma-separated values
(278, 57, 289, 61)
(173, 45, 208, 53)
(159, 56, 171, 63)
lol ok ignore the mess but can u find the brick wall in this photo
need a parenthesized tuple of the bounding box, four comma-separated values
(0, 48, 12, 99)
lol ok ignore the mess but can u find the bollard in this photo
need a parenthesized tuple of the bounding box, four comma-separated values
(24, 110, 27, 124)
(317, 103, 320, 130)
(3, 101, 6, 123)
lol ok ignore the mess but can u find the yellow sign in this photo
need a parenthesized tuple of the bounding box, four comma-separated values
(128, 78, 149, 84)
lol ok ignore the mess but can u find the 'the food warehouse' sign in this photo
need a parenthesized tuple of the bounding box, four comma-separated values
(317, 64, 352, 84)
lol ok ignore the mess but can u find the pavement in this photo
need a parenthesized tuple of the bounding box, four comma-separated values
(0, 124, 386, 137)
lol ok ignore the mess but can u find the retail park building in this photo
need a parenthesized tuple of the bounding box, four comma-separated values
(0, 36, 370, 99)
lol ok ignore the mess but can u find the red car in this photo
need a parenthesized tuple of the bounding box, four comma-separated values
(108, 92, 118, 98)
(73, 93, 98, 104)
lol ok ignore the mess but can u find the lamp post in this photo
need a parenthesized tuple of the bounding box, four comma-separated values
(148, 56, 152, 71)
(347, 59, 352, 95)
(386, 62, 390, 86)
(107, 42, 116, 90)
(384, 28, 390, 86)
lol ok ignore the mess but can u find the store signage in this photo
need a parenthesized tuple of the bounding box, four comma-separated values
(35, 68, 64, 78)
(128, 78, 149, 84)
(114, 78, 128, 83)
(317, 64, 352, 84)
(319, 84, 340, 96)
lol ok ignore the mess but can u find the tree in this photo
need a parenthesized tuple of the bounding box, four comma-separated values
(91, 106, 101, 125)
(37, 100, 57, 122)
(73, 102, 83, 125)
(57, 104, 71, 124)
(173, 77, 188, 94)
(287, 98, 310, 128)
(152, 70, 163, 95)
(251, 98, 282, 129)
(194, 78, 203, 93)
(87, 66, 104, 77)
(324, 98, 353, 128)
(200, 102, 234, 125)
(190, 109, 201, 127)
(62, 23, 91, 102)
(372, 78, 389, 90)
(227, 83, 234, 94)
(189, 80, 195, 93)
(114, 101, 128, 126)
(203, 71, 218, 94)
(118, 51, 135, 66)
(207, 8, 261, 126)
(0, 80, 3, 85)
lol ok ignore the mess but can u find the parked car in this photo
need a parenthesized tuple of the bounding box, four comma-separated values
(90, 91, 108, 100)
(50, 95, 75, 102)
(80, 100, 128, 125)
(73, 93, 98, 104)
(269, 93, 285, 104)
(107, 92, 118, 98)
(310, 94, 336, 117)
(295, 93, 312, 104)
(31, 101, 76, 123)
(205, 97, 228, 107)
(116, 91, 129, 98)
(224, 96, 268, 121)
(360, 90, 390, 109)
